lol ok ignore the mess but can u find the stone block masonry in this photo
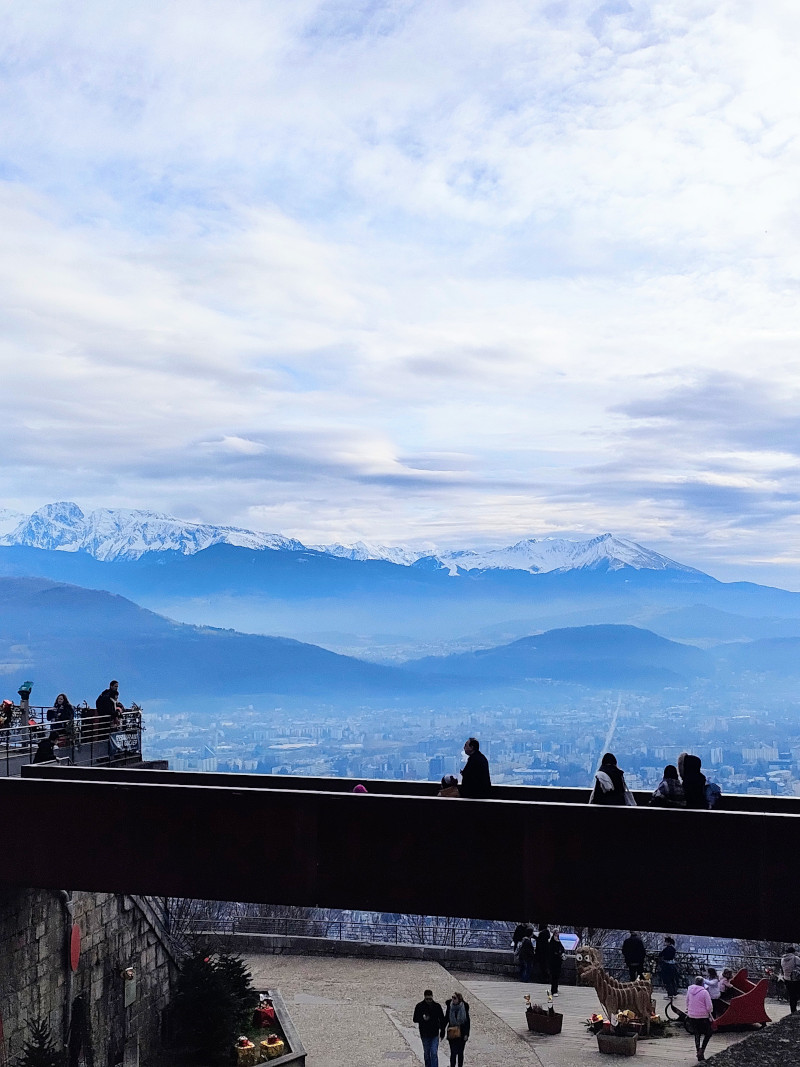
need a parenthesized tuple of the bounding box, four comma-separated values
(0, 888, 177, 1064)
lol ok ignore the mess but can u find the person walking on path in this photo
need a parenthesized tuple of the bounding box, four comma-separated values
(459, 738, 491, 799)
(413, 990, 445, 1067)
(658, 936, 679, 1000)
(781, 946, 800, 1013)
(621, 931, 647, 981)
(549, 931, 565, 995)
(534, 925, 551, 984)
(517, 934, 535, 983)
(686, 975, 714, 1061)
(443, 992, 470, 1067)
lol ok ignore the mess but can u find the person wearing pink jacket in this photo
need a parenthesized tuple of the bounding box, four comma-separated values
(686, 976, 714, 1061)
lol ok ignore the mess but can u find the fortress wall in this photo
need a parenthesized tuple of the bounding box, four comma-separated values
(0, 888, 175, 1065)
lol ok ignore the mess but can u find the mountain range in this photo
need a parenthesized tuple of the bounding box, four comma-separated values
(4, 502, 800, 659)
(1, 502, 693, 574)
(4, 576, 800, 706)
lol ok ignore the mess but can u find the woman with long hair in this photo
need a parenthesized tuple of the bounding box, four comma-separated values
(443, 990, 470, 1067)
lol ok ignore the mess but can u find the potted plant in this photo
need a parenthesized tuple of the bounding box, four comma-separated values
(524, 994, 563, 1035)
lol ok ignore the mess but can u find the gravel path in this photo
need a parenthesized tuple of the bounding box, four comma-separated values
(704, 1011, 800, 1066)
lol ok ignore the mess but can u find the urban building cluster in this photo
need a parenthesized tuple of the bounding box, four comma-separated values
(143, 684, 800, 797)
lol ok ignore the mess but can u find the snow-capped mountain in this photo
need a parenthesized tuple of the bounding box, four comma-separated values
(309, 540, 424, 567)
(0, 502, 698, 575)
(430, 534, 698, 576)
(0, 508, 27, 538)
(0, 502, 305, 561)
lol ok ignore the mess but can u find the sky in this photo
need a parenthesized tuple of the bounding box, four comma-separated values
(1, 1, 800, 586)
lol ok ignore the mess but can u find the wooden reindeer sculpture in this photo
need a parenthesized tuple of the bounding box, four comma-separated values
(576, 945, 653, 1035)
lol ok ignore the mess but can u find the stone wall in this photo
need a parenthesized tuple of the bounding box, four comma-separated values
(0, 888, 177, 1066)
(195, 930, 579, 984)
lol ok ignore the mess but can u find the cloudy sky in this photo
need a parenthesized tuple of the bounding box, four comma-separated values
(2, 1, 800, 585)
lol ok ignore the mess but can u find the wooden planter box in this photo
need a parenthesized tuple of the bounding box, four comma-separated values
(525, 1010, 563, 1034)
(597, 1033, 637, 1056)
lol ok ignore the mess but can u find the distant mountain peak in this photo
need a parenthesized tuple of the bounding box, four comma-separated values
(0, 502, 699, 576)
(1, 502, 306, 561)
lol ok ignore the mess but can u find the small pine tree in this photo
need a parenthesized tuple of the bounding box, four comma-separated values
(17, 1018, 63, 1067)
(173, 951, 256, 1062)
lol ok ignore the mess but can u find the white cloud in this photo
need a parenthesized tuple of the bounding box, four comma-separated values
(1, 1, 800, 582)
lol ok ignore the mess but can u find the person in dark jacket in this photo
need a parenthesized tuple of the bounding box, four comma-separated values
(678, 752, 709, 810)
(413, 990, 446, 1067)
(658, 936, 679, 999)
(517, 935, 535, 983)
(534, 925, 551, 983)
(621, 931, 647, 981)
(93, 680, 119, 743)
(549, 931, 565, 995)
(33, 736, 57, 764)
(650, 765, 686, 808)
(459, 738, 491, 799)
(589, 753, 631, 805)
(443, 992, 470, 1067)
(511, 921, 533, 950)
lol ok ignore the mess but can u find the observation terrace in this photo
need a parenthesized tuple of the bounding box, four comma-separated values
(0, 705, 143, 776)
(2, 764, 799, 943)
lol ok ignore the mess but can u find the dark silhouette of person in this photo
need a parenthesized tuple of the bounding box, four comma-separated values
(678, 752, 709, 810)
(33, 736, 57, 764)
(459, 738, 491, 798)
(622, 930, 647, 981)
(94, 679, 119, 743)
(549, 931, 565, 995)
(534, 925, 551, 982)
(413, 989, 446, 1067)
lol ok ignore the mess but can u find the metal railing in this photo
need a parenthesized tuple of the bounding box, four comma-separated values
(185, 914, 790, 994)
(0, 705, 142, 777)
(187, 914, 508, 948)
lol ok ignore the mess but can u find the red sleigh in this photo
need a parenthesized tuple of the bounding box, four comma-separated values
(712, 969, 771, 1030)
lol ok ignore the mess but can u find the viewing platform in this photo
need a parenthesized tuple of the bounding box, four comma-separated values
(0, 704, 143, 776)
(2, 765, 799, 942)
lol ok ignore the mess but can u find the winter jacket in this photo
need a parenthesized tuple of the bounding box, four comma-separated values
(622, 934, 646, 967)
(680, 755, 708, 809)
(444, 999, 470, 1039)
(650, 777, 685, 808)
(686, 984, 713, 1018)
(413, 998, 445, 1039)
(781, 952, 800, 981)
(517, 936, 535, 963)
(590, 765, 628, 805)
(460, 751, 491, 798)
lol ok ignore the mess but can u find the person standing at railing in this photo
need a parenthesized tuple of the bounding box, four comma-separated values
(621, 931, 647, 981)
(781, 946, 800, 1013)
(658, 936, 679, 999)
(459, 738, 491, 799)
(94, 679, 119, 743)
(47, 693, 75, 742)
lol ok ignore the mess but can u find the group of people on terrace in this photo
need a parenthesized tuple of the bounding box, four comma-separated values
(510, 923, 565, 992)
(432, 738, 720, 809)
(590, 751, 721, 808)
(0, 678, 132, 764)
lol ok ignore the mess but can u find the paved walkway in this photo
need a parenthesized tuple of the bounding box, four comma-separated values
(458, 977, 790, 1066)
(241, 953, 789, 1067)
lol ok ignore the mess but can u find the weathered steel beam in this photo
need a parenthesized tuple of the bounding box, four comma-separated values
(2, 769, 796, 941)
